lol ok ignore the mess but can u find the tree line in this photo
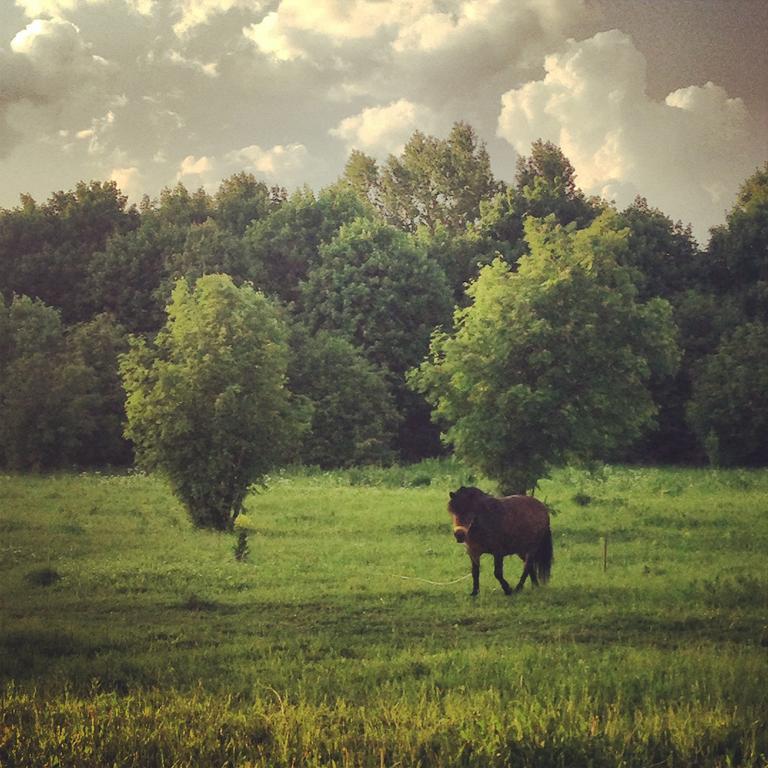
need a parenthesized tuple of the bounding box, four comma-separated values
(1, 124, 766, 495)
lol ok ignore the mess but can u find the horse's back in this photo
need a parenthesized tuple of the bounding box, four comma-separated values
(495, 495, 550, 555)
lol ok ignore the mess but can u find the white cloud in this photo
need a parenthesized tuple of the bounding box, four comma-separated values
(178, 154, 213, 177)
(241, 0, 585, 140)
(330, 99, 438, 156)
(110, 165, 143, 200)
(496, 29, 764, 240)
(243, 0, 415, 56)
(226, 142, 308, 178)
(243, 11, 305, 62)
(393, 0, 577, 54)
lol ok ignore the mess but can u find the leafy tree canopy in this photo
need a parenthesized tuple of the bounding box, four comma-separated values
(343, 122, 501, 234)
(303, 217, 452, 379)
(120, 274, 306, 529)
(410, 212, 680, 493)
(0, 296, 101, 469)
(213, 172, 284, 236)
(288, 327, 399, 468)
(0, 181, 138, 323)
(245, 185, 371, 304)
(687, 321, 768, 467)
(476, 140, 600, 267)
(616, 197, 703, 300)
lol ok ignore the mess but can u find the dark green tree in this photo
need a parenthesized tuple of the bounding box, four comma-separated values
(244, 186, 370, 304)
(687, 322, 768, 466)
(302, 217, 452, 459)
(65, 314, 131, 466)
(303, 218, 451, 377)
(612, 198, 705, 462)
(0, 296, 95, 469)
(160, 219, 251, 296)
(87, 210, 186, 333)
(288, 327, 399, 467)
(706, 163, 768, 325)
(0, 181, 138, 323)
(476, 140, 600, 268)
(616, 197, 703, 301)
(214, 172, 283, 236)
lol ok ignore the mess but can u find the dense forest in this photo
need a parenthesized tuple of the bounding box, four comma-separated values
(1, 123, 766, 474)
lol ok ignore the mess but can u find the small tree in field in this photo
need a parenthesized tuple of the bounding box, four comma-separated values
(410, 212, 680, 493)
(120, 274, 304, 530)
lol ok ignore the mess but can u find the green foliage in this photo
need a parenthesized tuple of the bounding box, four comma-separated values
(0, 139, 766, 471)
(65, 314, 132, 466)
(687, 322, 768, 466)
(213, 171, 283, 236)
(155, 183, 212, 229)
(160, 218, 252, 298)
(244, 185, 370, 304)
(476, 140, 601, 268)
(303, 217, 452, 459)
(417, 224, 498, 304)
(0, 295, 100, 469)
(288, 327, 398, 467)
(355, 122, 501, 234)
(87, 210, 185, 333)
(304, 217, 451, 378)
(120, 274, 305, 529)
(708, 162, 768, 291)
(0, 181, 138, 323)
(411, 213, 680, 492)
(616, 196, 703, 299)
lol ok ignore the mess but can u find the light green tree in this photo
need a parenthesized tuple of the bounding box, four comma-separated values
(120, 274, 305, 529)
(410, 212, 680, 493)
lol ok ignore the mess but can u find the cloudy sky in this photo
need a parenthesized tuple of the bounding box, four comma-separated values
(1, 0, 766, 242)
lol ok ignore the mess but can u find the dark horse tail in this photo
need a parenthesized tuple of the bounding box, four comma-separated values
(532, 527, 554, 584)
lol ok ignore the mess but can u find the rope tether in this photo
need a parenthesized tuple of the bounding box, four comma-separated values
(379, 572, 472, 586)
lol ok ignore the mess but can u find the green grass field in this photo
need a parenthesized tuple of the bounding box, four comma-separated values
(1, 461, 766, 766)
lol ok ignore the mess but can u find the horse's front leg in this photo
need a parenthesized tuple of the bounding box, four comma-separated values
(469, 554, 480, 596)
(493, 554, 513, 595)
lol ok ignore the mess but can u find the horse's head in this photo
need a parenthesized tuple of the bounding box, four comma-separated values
(448, 486, 485, 543)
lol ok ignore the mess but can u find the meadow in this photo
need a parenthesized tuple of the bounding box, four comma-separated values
(0, 461, 766, 767)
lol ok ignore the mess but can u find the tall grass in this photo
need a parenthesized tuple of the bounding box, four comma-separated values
(0, 463, 766, 766)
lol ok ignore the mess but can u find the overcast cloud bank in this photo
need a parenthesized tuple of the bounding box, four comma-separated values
(1, 0, 765, 241)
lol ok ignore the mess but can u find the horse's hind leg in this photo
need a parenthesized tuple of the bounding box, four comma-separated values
(515, 555, 539, 591)
(514, 556, 532, 592)
(493, 554, 513, 595)
(528, 555, 540, 588)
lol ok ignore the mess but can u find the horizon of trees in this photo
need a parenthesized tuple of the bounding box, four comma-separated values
(1, 122, 766, 475)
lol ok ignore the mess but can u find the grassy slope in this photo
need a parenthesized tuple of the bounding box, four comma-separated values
(0, 462, 766, 766)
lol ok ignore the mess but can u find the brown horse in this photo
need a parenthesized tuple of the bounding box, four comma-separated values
(448, 486, 553, 596)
